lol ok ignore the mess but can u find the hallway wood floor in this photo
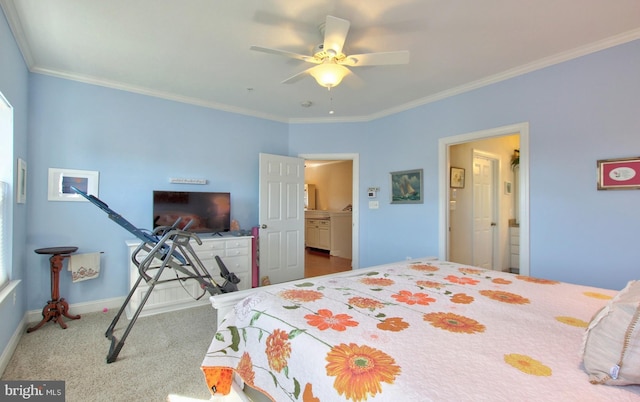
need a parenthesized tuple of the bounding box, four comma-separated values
(304, 248, 352, 278)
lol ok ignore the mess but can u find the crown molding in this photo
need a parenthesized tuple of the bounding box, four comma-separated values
(367, 28, 640, 122)
(5, 0, 639, 126)
(31, 66, 290, 123)
(0, 0, 34, 67)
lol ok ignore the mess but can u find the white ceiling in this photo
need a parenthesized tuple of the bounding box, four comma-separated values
(3, 0, 640, 123)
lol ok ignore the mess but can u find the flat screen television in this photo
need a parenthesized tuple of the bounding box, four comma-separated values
(153, 191, 231, 234)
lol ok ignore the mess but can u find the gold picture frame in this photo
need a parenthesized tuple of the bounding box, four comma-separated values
(450, 167, 465, 189)
(596, 156, 640, 190)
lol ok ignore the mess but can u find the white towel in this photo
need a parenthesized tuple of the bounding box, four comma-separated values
(68, 252, 101, 283)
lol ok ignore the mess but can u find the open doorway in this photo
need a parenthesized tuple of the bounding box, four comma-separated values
(449, 140, 516, 271)
(299, 153, 359, 277)
(439, 123, 530, 276)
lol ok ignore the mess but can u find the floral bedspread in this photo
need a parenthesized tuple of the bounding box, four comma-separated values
(201, 259, 640, 401)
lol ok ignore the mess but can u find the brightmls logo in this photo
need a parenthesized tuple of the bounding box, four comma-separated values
(0, 381, 64, 401)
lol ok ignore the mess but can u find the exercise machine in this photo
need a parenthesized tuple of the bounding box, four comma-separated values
(71, 187, 240, 363)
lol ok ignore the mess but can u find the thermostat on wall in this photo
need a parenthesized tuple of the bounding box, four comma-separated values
(367, 187, 380, 198)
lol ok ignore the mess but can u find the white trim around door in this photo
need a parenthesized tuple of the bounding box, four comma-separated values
(298, 153, 360, 270)
(438, 123, 530, 276)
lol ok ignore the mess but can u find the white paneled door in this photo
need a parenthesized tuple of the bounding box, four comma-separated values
(258, 153, 305, 284)
(472, 152, 497, 269)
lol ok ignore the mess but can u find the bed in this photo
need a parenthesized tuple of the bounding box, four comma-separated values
(201, 258, 640, 401)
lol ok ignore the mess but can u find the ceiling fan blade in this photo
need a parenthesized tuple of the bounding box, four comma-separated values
(323, 15, 350, 55)
(281, 68, 313, 84)
(250, 45, 319, 63)
(340, 51, 410, 67)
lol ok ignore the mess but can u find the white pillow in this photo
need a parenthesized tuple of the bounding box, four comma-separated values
(582, 280, 640, 385)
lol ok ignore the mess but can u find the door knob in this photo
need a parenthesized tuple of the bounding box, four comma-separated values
(491, 222, 497, 226)
(261, 224, 267, 229)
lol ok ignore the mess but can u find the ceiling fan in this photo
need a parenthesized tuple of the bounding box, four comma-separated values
(250, 15, 410, 89)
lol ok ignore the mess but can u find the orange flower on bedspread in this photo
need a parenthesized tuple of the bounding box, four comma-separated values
(480, 290, 530, 304)
(265, 329, 291, 372)
(583, 291, 613, 300)
(423, 312, 486, 334)
(303, 383, 320, 402)
(555, 316, 588, 328)
(326, 343, 401, 402)
(445, 275, 480, 285)
(278, 289, 323, 303)
(360, 277, 395, 287)
(458, 267, 485, 275)
(236, 352, 255, 386)
(450, 293, 474, 304)
(391, 290, 436, 306)
(410, 264, 439, 272)
(348, 296, 385, 310)
(305, 309, 359, 331)
(377, 317, 409, 332)
(504, 353, 552, 376)
(417, 280, 446, 289)
(516, 276, 559, 285)
(492, 278, 512, 285)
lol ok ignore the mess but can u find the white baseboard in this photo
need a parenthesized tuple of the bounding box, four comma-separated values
(3, 295, 209, 377)
(3, 295, 207, 378)
(125, 297, 211, 320)
(25, 296, 126, 328)
(0, 314, 26, 378)
(1, 296, 126, 377)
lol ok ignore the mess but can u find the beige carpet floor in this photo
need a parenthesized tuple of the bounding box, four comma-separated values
(1, 305, 217, 402)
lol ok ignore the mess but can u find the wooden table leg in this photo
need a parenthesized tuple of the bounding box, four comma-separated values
(58, 297, 81, 320)
(27, 300, 65, 333)
(27, 250, 81, 333)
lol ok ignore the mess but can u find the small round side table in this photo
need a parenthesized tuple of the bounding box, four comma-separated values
(27, 246, 82, 333)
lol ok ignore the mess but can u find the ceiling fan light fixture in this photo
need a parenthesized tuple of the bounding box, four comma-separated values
(309, 62, 349, 89)
(250, 15, 409, 90)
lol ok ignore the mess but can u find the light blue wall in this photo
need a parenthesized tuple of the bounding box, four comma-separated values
(0, 7, 28, 361)
(26, 75, 289, 310)
(290, 39, 640, 290)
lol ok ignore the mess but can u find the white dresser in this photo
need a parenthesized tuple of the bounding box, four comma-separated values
(125, 235, 252, 318)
